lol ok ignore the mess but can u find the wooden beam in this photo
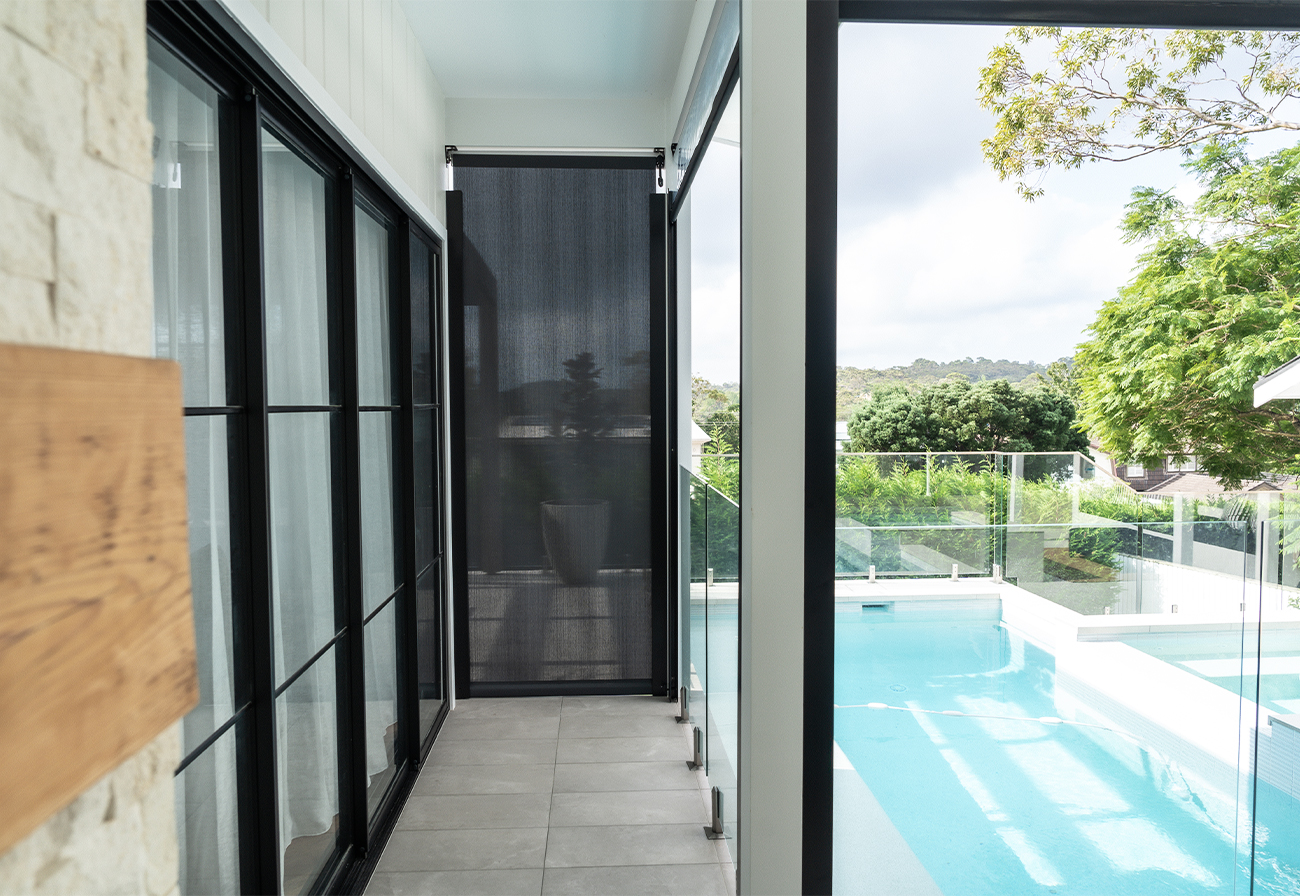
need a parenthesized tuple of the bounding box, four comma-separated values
(0, 343, 198, 854)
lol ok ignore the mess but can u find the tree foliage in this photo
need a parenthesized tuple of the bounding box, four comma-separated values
(845, 378, 1089, 454)
(1075, 143, 1300, 486)
(979, 28, 1300, 198)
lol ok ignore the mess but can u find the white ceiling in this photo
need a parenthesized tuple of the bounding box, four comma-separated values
(401, 0, 698, 100)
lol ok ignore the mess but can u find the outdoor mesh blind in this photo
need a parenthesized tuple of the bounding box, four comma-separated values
(456, 161, 657, 687)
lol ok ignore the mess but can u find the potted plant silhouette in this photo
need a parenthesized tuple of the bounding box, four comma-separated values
(541, 352, 612, 585)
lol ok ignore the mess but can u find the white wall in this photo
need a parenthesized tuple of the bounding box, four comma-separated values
(739, 1, 806, 893)
(235, 0, 448, 227)
(446, 97, 665, 150)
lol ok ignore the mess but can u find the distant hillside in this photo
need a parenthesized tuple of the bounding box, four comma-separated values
(837, 357, 1064, 420)
(695, 358, 1068, 423)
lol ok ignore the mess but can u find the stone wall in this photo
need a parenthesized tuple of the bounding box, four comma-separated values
(0, 2, 181, 894)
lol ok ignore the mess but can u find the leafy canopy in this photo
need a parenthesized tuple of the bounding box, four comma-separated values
(1075, 142, 1300, 486)
(979, 28, 1300, 199)
(846, 378, 1089, 454)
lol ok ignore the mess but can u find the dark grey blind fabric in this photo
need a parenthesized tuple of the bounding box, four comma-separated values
(458, 164, 655, 685)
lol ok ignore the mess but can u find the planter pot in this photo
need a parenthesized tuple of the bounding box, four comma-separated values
(540, 499, 611, 586)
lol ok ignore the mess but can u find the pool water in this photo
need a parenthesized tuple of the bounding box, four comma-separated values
(834, 602, 1300, 895)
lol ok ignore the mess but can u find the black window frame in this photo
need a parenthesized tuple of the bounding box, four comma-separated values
(147, 3, 451, 893)
(805, 2, 1300, 894)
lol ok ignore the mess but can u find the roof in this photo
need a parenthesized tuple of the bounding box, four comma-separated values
(1144, 471, 1298, 496)
(1254, 354, 1300, 406)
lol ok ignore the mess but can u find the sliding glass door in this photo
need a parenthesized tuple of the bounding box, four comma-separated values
(147, 13, 449, 892)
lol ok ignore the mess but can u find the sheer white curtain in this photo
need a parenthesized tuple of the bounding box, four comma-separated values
(260, 138, 339, 868)
(149, 45, 240, 896)
(355, 209, 399, 788)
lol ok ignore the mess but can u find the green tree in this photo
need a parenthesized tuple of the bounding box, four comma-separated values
(846, 378, 1089, 454)
(979, 28, 1300, 199)
(1075, 143, 1300, 486)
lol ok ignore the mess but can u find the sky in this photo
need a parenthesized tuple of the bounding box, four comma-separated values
(688, 24, 1293, 382)
(834, 23, 1202, 372)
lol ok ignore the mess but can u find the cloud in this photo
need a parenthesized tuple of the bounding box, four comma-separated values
(838, 170, 1142, 368)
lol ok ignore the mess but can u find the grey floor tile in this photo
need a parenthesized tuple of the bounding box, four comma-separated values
(375, 828, 548, 872)
(541, 864, 728, 896)
(560, 695, 676, 716)
(548, 790, 708, 826)
(558, 714, 680, 740)
(543, 824, 720, 868)
(415, 764, 555, 795)
(441, 716, 562, 742)
(396, 793, 552, 830)
(366, 869, 544, 896)
(452, 698, 563, 719)
(552, 761, 699, 793)
(556, 736, 686, 764)
(427, 738, 558, 767)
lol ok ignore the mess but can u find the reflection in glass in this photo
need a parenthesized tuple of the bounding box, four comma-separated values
(262, 129, 331, 407)
(269, 412, 337, 682)
(175, 725, 240, 896)
(364, 601, 399, 820)
(181, 416, 237, 757)
(360, 412, 397, 615)
(148, 38, 227, 408)
(411, 234, 433, 405)
(414, 409, 436, 570)
(276, 647, 338, 896)
(416, 562, 442, 738)
(356, 206, 393, 405)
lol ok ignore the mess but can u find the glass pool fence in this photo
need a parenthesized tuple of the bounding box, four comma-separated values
(831, 451, 1300, 895)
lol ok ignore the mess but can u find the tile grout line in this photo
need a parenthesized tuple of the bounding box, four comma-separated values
(538, 696, 563, 895)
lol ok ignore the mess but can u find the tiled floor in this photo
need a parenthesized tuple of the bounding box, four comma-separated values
(365, 695, 736, 896)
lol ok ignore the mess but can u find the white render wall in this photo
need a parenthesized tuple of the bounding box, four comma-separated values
(739, 1, 806, 893)
(0, 1, 181, 893)
(242, 0, 448, 225)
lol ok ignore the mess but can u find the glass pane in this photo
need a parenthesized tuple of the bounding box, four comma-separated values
(364, 600, 399, 820)
(175, 725, 241, 896)
(262, 129, 331, 407)
(361, 411, 398, 615)
(1252, 495, 1300, 890)
(269, 412, 337, 682)
(414, 408, 436, 570)
(147, 38, 226, 408)
(704, 483, 738, 845)
(355, 205, 393, 405)
(416, 561, 443, 738)
(832, 22, 1293, 894)
(277, 646, 339, 896)
(411, 234, 433, 405)
(181, 416, 237, 755)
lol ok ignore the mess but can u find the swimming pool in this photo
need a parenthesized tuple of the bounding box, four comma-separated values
(834, 600, 1300, 895)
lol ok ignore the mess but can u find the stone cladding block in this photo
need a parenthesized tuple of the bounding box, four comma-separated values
(54, 182, 152, 356)
(0, 269, 56, 344)
(0, 27, 86, 208)
(0, 725, 181, 896)
(0, 188, 54, 282)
